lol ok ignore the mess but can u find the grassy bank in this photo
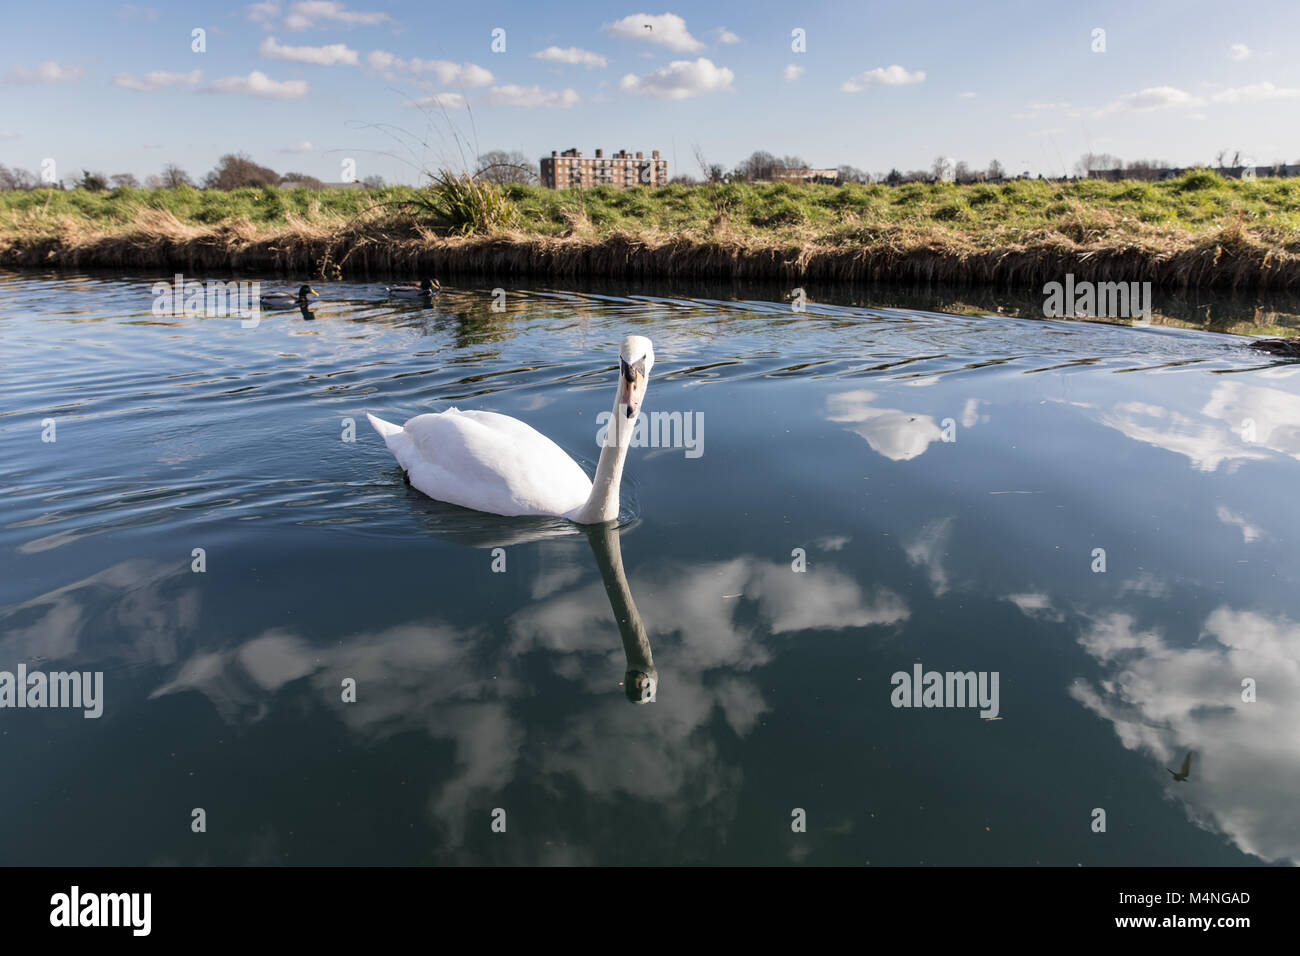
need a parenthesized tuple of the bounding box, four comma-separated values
(2, 172, 1299, 290)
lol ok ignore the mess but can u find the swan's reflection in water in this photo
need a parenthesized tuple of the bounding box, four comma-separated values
(584, 521, 657, 704)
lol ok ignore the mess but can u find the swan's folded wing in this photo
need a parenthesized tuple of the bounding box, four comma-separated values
(398, 410, 592, 517)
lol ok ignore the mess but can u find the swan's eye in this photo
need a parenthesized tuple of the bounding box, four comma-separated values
(621, 360, 634, 382)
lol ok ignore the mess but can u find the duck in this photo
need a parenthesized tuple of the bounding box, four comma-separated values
(367, 335, 654, 523)
(1248, 337, 1300, 358)
(261, 285, 318, 309)
(387, 278, 439, 299)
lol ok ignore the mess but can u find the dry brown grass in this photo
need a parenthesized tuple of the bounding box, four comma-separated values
(2, 202, 1298, 291)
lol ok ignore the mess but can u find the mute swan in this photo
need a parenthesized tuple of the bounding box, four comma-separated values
(367, 335, 654, 524)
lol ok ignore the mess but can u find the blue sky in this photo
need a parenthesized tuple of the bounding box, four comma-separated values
(1, 0, 1298, 185)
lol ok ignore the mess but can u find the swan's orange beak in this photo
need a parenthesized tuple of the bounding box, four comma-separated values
(622, 363, 647, 419)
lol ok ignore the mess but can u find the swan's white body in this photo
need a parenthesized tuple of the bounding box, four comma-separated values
(367, 335, 654, 524)
(367, 408, 594, 518)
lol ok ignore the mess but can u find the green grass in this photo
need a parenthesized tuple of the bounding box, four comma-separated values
(3, 169, 1299, 255)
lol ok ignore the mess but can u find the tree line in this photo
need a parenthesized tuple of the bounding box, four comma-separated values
(0, 153, 388, 191)
(3, 146, 1295, 192)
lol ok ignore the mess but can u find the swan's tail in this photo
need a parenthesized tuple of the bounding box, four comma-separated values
(366, 412, 404, 442)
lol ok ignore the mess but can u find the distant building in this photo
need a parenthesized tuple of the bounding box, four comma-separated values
(540, 148, 668, 189)
(770, 167, 839, 185)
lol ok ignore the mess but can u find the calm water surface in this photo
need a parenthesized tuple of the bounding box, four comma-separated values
(2, 273, 1298, 865)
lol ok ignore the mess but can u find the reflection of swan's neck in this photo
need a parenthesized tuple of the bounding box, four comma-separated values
(585, 522, 656, 703)
(572, 383, 634, 525)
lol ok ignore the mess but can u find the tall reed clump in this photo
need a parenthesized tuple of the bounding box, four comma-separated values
(416, 170, 515, 234)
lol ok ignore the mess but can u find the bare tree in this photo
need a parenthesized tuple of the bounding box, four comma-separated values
(691, 145, 727, 183)
(931, 156, 953, 181)
(280, 172, 326, 188)
(837, 164, 869, 183)
(474, 150, 538, 185)
(733, 150, 779, 182)
(110, 173, 140, 189)
(203, 153, 278, 190)
(987, 159, 1005, 181)
(159, 163, 193, 188)
(1123, 159, 1171, 182)
(0, 164, 38, 190)
(1073, 152, 1122, 177)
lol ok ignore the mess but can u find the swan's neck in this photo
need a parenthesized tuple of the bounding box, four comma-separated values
(572, 389, 634, 524)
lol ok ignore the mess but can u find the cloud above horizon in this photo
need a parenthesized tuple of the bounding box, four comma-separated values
(531, 46, 608, 68)
(487, 84, 580, 108)
(620, 57, 734, 99)
(605, 12, 704, 52)
(841, 64, 926, 92)
(249, 1, 393, 31)
(112, 69, 202, 91)
(207, 70, 309, 98)
(366, 51, 493, 86)
(5, 60, 84, 84)
(260, 35, 359, 65)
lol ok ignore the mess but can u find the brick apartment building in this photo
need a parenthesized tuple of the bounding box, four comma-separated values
(540, 148, 668, 189)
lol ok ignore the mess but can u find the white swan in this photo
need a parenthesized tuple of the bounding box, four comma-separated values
(366, 335, 654, 524)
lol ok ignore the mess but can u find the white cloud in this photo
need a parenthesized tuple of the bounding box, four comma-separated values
(1093, 85, 1203, 116)
(1030, 127, 1065, 136)
(5, 60, 83, 84)
(278, 141, 315, 153)
(1073, 607, 1300, 865)
(284, 1, 391, 29)
(619, 57, 734, 100)
(1005, 593, 1065, 622)
(958, 91, 976, 99)
(605, 13, 704, 52)
(366, 51, 493, 86)
(207, 70, 309, 98)
(1210, 81, 1299, 104)
(246, 1, 281, 25)
(960, 398, 987, 429)
(904, 517, 955, 596)
(1217, 506, 1264, 543)
(841, 64, 925, 92)
(783, 64, 803, 82)
(115, 4, 159, 19)
(408, 92, 466, 110)
(112, 69, 202, 91)
(0, 130, 17, 140)
(1090, 379, 1300, 473)
(824, 389, 944, 461)
(486, 84, 579, 108)
(531, 46, 607, 68)
(715, 27, 740, 44)
(260, 35, 358, 65)
(1230, 42, 1251, 61)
